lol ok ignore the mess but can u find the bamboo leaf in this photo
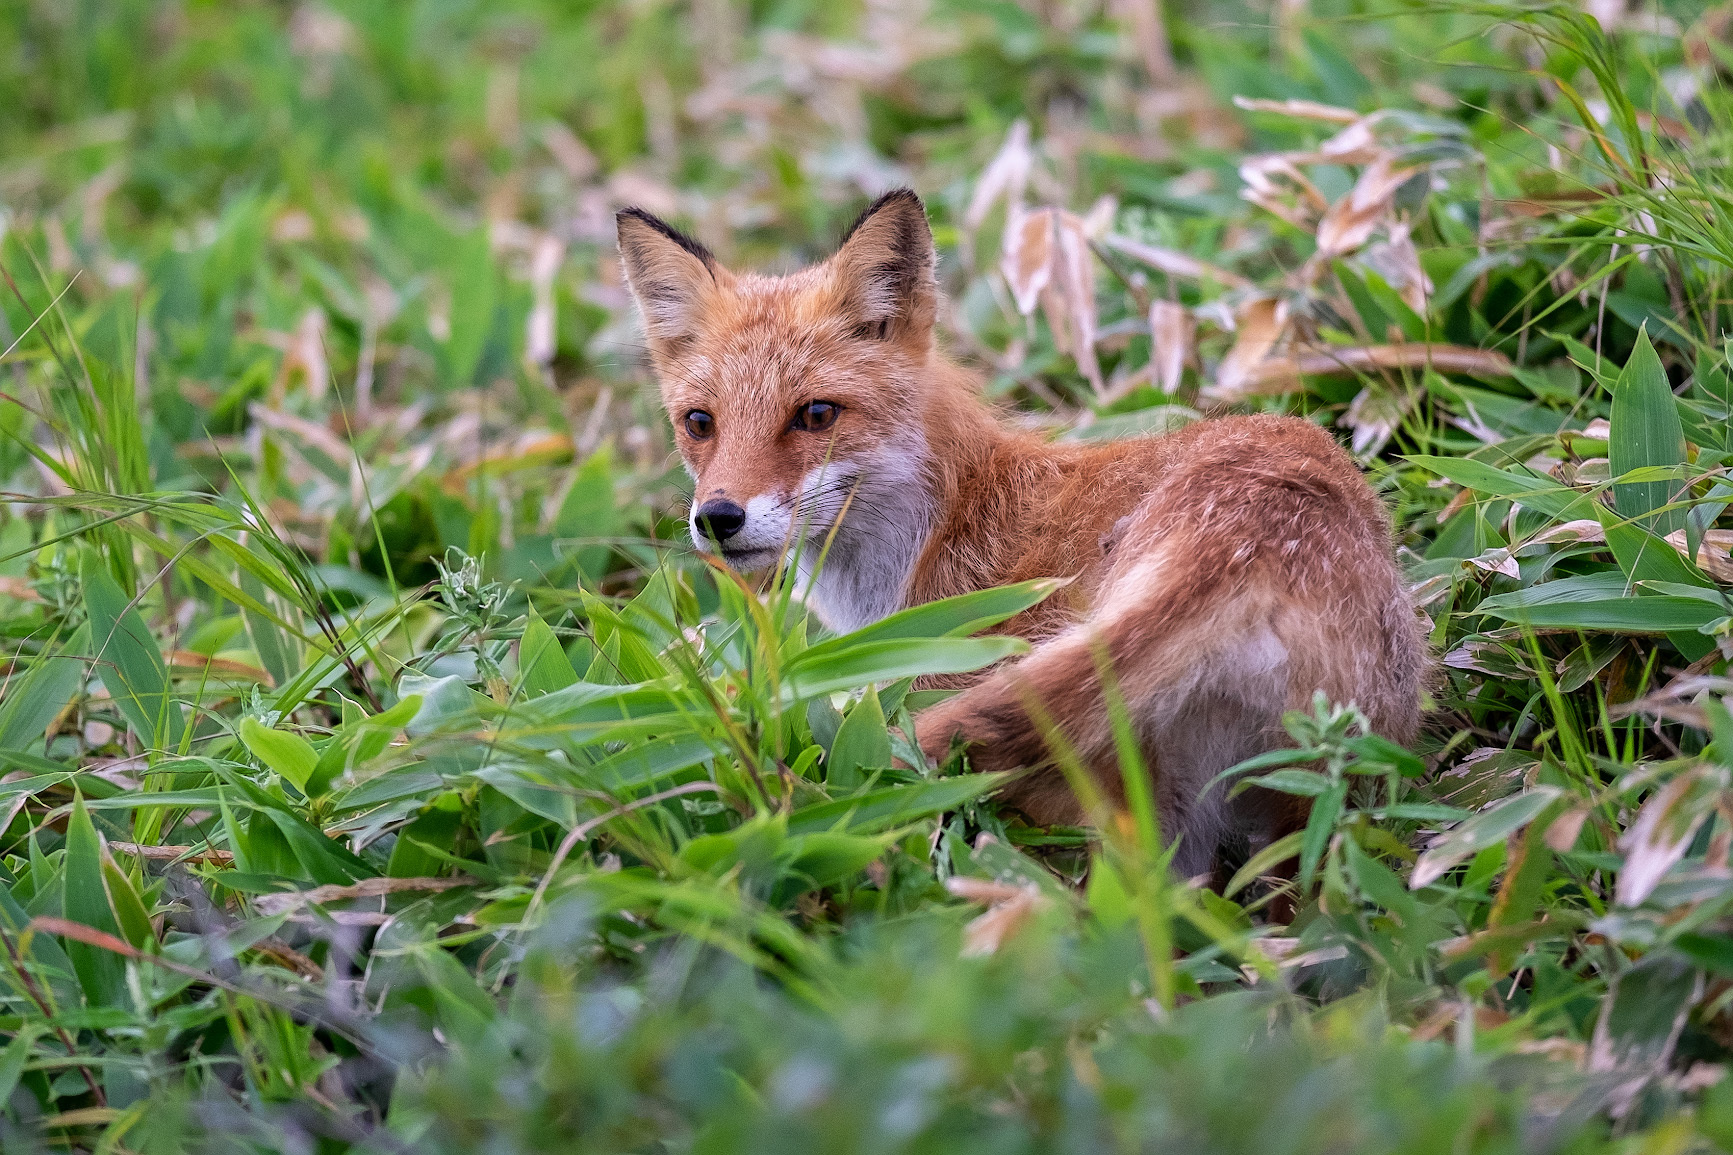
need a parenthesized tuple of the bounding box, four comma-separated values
(1609, 327, 1688, 538)
(826, 687, 890, 791)
(240, 717, 319, 792)
(62, 794, 126, 1007)
(82, 553, 184, 751)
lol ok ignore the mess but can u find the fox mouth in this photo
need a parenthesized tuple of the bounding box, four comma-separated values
(717, 545, 780, 570)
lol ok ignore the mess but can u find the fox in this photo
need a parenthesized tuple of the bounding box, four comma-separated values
(617, 188, 1426, 880)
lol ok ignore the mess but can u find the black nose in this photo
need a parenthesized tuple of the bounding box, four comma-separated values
(695, 499, 746, 543)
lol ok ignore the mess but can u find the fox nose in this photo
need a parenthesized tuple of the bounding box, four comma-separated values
(695, 499, 747, 543)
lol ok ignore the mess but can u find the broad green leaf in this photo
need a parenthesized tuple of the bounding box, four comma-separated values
(388, 803, 464, 878)
(212, 768, 373, 883)
(1086, 853, 1134, 925)
(800, 579, 1065, 663)
(101, 856, 154, 949)
(806, 697, 843, 755)
(0, 625, 87, 752)
(1478, 584, 1719, 632)
(587, 733, 717, 792)
(1225, 830, 1303, 897)
(0, 879, 78, 1010)
(240, 717, 319, 792)
(780, 831, 898, 892)
(784, 636, 1026, 701)
(519, 605, 578, 697)
(1405, 455, 1592, 522)
(1299, 780, 1346, 889)
(554, 448, 623, 582)
(1598, 512, 1711, 609)
(1610, 328, 1688, 537)
(1594, 953, 1701, 1078)
(83, 553, 184, 750)
(787, 773, 1009, 836)
(827, 688, 890, 791)
(1673, 932, 1733, 977)
(0, 1024, 38, 1110)
(262, 806, 372, 885)
(1411, 787, 1562, 889)
(310, 694, 422, 797)
(445, 227, 498, 386)
(238, 567, 299, 690)
(63, 794, 126, 1007)
(504, 681, 692, 747)
(1235, 769, 1333, 798)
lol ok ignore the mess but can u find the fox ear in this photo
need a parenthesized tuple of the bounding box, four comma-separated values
(617, 208, 721, 347)
(829, 189, 937, 340)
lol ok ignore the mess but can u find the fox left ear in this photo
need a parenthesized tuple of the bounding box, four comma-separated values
(617, 207, 725, 350)
(829, 189, 937, 341)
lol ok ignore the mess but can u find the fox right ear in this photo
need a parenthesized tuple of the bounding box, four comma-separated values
(617, 208, 721, 347)
(828, 189, 937, 341)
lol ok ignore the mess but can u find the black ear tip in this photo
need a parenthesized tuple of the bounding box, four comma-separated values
(615, 207, 717, 266)
(842, 188, 929, 245)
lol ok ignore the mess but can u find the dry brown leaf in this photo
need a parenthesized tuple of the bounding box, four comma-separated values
(1114, 0, 1178, 84)
(252, 875, 474, 917)
(1239, 155, 1329, 227)
(0, 576, 43, 603)
(525, 232, 564, 368)
(1315, 157, 1422, 258)
(109, 841, 235, 864)
(1231, 95, 1361, 123)
(1617, 767, 1711, 906)
(946, 877, 1030, 904)
(1316, 116, 1383, 165)
(446, 430, 574, 485)
(1148, 300, 1191, 394)
(965, 119, 1033, 233)
(947, 877, 1044, 956)
(1666, 528, 1733, 582)
(248, 403, 352, 465)
(540, 119, 598, 183)
(1530, 519, 1606, 547)
(1463, 545, 1521, 579)
(1000, 206, 1056, 315)
(1049, 211, 1104, 394)
(165, 651, 273, 685)
(1363, 219, 1432, 312)
(272, 209, 316, 243)
(1081, 194, 1118, 238)
(1100, 233, 1252, 288)
(1215, 343, 1514, 398)
(268, 308, 330, 401)
(1214, 296, 1288, 397)
(1545, 807, 1590, 853)
(1341, 386, 1410, 456)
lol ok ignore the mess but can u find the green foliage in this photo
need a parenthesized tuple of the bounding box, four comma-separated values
(2, 0, 1733, 1151)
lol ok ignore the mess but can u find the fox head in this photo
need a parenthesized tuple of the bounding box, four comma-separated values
(617, 189, 941, 630)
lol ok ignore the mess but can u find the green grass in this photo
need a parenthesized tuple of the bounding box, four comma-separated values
(3, 0, 1733, 1150)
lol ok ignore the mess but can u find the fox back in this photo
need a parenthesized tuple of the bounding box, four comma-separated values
(619, 190, 1426, 882)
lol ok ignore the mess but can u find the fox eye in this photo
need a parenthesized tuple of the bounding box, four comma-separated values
(683, 410, 715, 440)
(791, 401, 841, 433)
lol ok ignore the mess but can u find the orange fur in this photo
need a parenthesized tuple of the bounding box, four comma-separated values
(619, 191, 1427, 879)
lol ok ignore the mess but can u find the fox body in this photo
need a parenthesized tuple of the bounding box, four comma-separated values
(618, 190, 1426, 878)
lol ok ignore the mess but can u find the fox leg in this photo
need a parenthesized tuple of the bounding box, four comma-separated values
(916, 542, 1299, 878)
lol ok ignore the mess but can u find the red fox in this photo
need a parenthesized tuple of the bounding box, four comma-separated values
(618, 189, 1425, 879)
